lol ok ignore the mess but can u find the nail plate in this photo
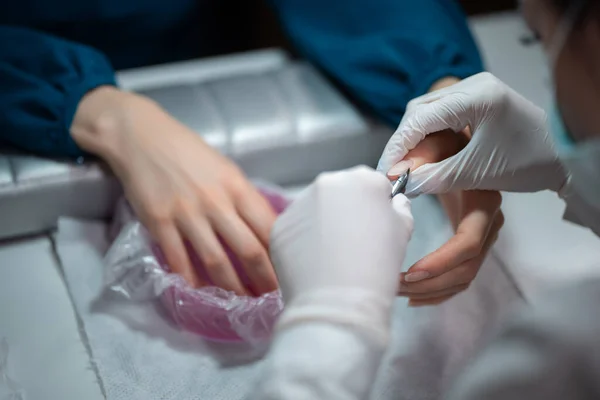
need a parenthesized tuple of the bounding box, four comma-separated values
(388, 160, 414, 178)
(404, 271, 430, 283)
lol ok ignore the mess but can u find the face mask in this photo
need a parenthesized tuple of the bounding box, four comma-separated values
(544, 3, 600, 236)
(548, 104, 600, 235)
(548, 102, 576, 153)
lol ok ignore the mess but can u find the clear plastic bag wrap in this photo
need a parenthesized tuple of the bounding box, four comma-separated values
(104, 185, 289, 345)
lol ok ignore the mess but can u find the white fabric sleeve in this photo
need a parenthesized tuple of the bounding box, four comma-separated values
(445, 279, 600, 400)
(252, 322, 387, 400)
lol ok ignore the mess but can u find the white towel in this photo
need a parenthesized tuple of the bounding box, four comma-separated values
(54, 193, 523, 400)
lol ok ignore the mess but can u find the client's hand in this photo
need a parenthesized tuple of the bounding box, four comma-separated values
(270, 167, 414, 339)
(71, 87, 278, 295)
(390, 130, 504, 306)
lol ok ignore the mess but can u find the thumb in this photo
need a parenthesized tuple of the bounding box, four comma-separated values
(403, 157, 461, 197)
(389, 129, 472, 197)
(406, 96, 471, 137)
(378, 96, 470, 174)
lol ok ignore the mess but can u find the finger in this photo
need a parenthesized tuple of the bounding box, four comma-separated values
(404, 191, 501, 282)
(408, 98, 472, 140)
(403, 159, 467, 195)
(152, 222, 202, 288)
(438, 191, 462, 229)
(398, 265, 473, 294)
(399, 283, 469, 300)
(177, 216, 247, 295)
(388, 131, 472, 196)
(408, 294, 457, 307)
(475, 210, 504, 259)
(387, 130, 469, 179)
(399, 209, 503, 295)
(234, 185, 278, 248)
(210, 210, 278, 294)
(379, 98, 472, 173)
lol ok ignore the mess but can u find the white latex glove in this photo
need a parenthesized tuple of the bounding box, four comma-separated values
(377, 72, 569, 196)
(270, 166, 414, 344)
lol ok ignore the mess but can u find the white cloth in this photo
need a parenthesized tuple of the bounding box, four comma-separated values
(55, 219, 264, 400)
(446, 278, 600, 400)
(54, 190, 523, 400)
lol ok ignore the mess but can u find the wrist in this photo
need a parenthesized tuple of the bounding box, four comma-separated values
(277, 288, 394, 347)
(70, 86, 161, 167)
(428, 76, 461, 92)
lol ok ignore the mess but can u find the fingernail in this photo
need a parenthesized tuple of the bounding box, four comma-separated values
(404, 271, 430, 282)
(387, 160, 414, 178)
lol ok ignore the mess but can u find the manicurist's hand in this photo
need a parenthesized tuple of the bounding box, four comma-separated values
(378, 72, 568, 196)
(270, 166, 414, 339)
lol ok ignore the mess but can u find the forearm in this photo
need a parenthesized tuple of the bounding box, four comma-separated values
(70, 87, 166, 174)
(429, 77, 462, 93)
(273, 0, 483, 126)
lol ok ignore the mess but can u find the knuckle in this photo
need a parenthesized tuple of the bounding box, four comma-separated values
(226, 175, 250, 198)
(200, 191, 230, 213)
(351, 165, 375, 176)
(463, 239, 483, 259)
(406, 98, 419, 111)
(486, 77, 509, 102)
(144, 206, 172, 228)
(497, 191, 504, 207)
(173, 197, 198, 214)
(460, 265, 479, 283)
(315, 171, 336, 187)
(487, 191, 503, 209)
(479, 72, 502, 88)
(496, 211, 506, 230)
(240, 245, 268, 266)
(349, 166, 388, 190)
(202, 254, 230, 272)
(459, 283, 471, 293)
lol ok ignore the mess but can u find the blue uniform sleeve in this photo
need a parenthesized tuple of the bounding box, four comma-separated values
(271, 0, 484, 126)
(0, 25, 116, 157)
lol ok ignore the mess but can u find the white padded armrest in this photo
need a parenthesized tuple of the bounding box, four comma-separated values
(0, 153, 120, 239)
(0, 50, 391, 240)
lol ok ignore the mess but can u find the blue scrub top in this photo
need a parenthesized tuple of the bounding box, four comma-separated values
(0, 0, 483, 157)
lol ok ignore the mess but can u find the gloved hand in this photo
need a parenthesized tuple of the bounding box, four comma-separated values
(393, 131, 504, 306)
(377, 72, 569, 196)
(270, 166, 414, 343)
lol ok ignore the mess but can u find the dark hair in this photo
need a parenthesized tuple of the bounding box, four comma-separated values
(550, 0, 599, 19)
(546, 0, 600, 32)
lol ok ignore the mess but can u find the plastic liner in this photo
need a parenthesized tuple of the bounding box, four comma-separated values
(104, 185, 289, 345)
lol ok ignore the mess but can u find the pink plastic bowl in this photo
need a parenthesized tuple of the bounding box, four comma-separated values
(153, 188, 289, 342)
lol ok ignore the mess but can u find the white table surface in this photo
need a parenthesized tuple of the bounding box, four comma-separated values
(0, 237, 104, 400)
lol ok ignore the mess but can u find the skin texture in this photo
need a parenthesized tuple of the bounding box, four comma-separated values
(389, 77, 504, 306)
(71, 77, 504, 302)
(393, 129, 504, 306)
(71, 87, 278, 295)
